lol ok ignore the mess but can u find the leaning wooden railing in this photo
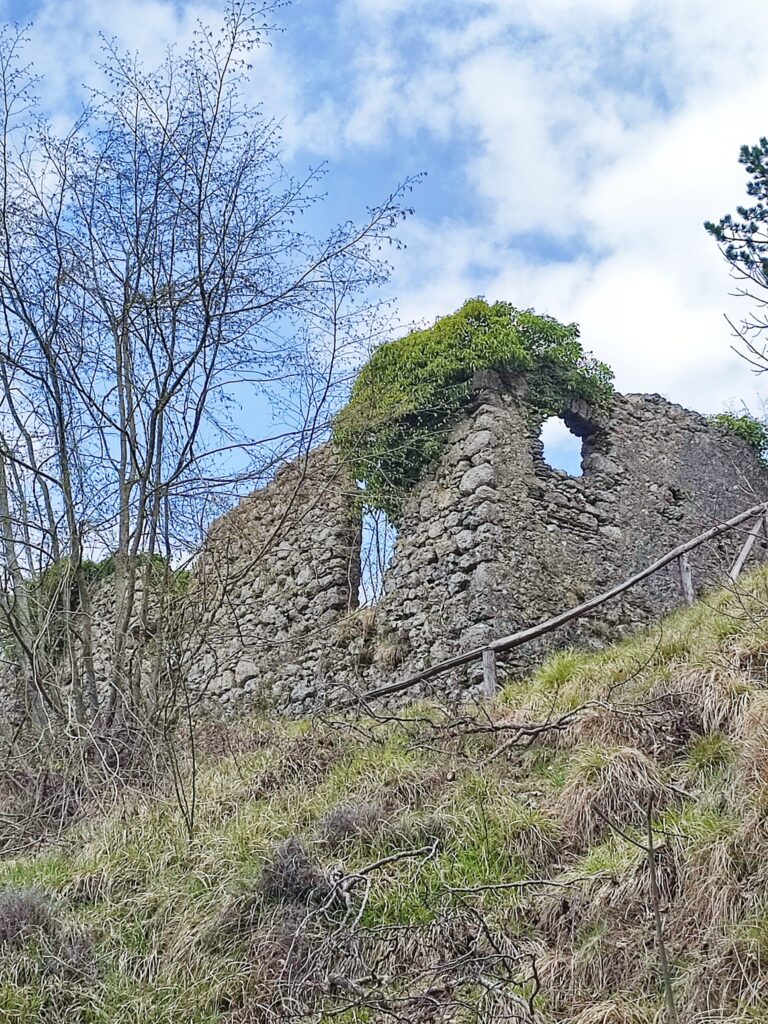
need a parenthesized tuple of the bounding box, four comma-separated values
(346, 500, 768, 707)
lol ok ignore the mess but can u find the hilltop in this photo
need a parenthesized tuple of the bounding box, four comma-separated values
(0, 569, 767, 1021)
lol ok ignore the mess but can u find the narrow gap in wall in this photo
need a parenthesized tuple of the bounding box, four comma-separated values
(540, 415, 584, 476)
(359, 507, 397, 606)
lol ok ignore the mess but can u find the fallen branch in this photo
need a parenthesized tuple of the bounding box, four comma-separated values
(446, 877, 585, 894)
(481, 702, 603, 764)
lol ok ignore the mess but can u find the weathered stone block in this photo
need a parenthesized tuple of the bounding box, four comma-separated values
(464, 429, 495, 459)
(459, 464, 495, 495)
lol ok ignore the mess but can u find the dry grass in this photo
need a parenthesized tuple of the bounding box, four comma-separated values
(732, 690, 768, 794)
(1, 569, 768, 1019)
(565, 999, 654, 1023)
(555, 744, 668, 845)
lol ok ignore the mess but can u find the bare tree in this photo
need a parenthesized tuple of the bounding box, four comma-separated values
(0, 4, 411, 741)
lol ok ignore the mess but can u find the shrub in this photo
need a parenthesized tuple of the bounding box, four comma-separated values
(0, 887, 55, 949)
(317, 800, 389, 847)
(246, 904, 316, 987)
(332, 298, 613, 517)
(710, 411, 768, 460)
(258, 839, 330, 905)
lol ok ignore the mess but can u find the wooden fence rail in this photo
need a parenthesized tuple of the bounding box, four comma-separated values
(345, 499, 768, 708)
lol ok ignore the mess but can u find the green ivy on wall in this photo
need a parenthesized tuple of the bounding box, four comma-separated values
(332, 298, 614, 518)
(710, 412, 768, 460)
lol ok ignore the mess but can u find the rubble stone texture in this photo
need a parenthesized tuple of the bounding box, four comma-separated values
(187, 371, 768, 713)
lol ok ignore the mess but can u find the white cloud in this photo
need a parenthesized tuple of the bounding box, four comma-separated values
(19, 0, 307, 176)
(305, 0, 768, 417)
(540, 414, 584, 474)
(27, 0, 218, 103)
(13, 0, 768, 419)
(23, 0, 305, 127)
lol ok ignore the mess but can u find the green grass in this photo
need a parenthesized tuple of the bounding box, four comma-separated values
(733, 899, 768, 958)
(661, 801, 739, 844)
(685, 733, 735, 778)
(578, 833, 644, 877)
(3, 569, 768, 1020)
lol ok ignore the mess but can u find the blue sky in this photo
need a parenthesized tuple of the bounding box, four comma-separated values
(4, 0, 768, 473)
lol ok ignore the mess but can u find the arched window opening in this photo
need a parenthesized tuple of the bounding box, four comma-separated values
(540, 415, 584, 476)
(359, 507, 397, 606)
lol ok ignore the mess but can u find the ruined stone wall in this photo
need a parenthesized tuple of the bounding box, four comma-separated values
(186, 446, 362, 711)
(362, 373, 768, 694)
(191, 376, 768, 712)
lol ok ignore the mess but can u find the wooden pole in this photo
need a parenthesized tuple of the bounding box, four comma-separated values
(481, 648, 498, 698)
(647, 798, 679, 1023)
(728, 514, 763, 581)
(678, 552, 695, 605)
(342, 500, 768, 708)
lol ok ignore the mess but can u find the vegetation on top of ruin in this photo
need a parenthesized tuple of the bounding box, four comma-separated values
(332, 298, 614, 518)
(710, 411, 768, 460)
(3, 568, 768, 1021)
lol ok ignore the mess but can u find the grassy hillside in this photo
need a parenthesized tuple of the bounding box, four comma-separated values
(2, 571, 768, 1022)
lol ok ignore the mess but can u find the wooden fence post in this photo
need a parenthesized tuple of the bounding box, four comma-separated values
(678, 552, 695, 605)
(481, 648, 498, 698)
(729, 514, 764, 582)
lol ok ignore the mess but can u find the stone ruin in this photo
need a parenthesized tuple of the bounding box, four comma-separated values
(188, 369, 768, 713)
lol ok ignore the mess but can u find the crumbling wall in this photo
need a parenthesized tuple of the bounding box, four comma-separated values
(360, 373, 768, 694)
(192, 375, 768, 712)
(187, 446, 362, 711)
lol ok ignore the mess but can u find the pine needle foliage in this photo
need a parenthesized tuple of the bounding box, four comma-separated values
(332, 298, 613, 518)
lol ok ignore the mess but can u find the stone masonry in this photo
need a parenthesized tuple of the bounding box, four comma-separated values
(188, 371, 768, 713)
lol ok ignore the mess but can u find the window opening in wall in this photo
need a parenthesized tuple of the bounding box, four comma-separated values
(359, 506, 397, 606)
(540, 416, 584, 476)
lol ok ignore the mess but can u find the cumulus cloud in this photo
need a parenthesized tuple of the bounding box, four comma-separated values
(299, 0, 768, 414)
(21, 0, 299, 125)
(25, 0, 216, 104)
(13, 0, 768, 416)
